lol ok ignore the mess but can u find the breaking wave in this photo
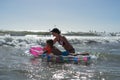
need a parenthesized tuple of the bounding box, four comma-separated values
(0, 35, 120, 48)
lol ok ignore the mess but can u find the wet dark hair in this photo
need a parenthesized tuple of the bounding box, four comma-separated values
(46, 39, 53, 47)
(50, 28, 61, 34)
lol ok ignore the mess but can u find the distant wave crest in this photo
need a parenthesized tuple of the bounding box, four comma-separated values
(0, 35, 120, 48)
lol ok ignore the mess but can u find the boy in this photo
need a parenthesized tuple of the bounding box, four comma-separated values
(43, 39, 62, 55)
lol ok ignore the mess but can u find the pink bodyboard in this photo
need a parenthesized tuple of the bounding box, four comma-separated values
(30, 46, 44, 57)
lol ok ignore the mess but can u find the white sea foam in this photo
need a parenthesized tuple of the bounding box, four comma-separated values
(0, 35, 120, 48)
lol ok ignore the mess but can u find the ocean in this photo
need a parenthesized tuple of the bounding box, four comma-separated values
(0, 35, 120, 80)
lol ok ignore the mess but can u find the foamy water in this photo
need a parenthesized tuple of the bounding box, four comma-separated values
(0, 35, 120, 80)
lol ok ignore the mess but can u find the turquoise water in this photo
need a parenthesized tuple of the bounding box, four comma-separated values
(0, 36, 120, 80)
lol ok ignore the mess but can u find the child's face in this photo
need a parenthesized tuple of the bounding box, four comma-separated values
(46, 43, 50, 47)
(46, 43, 49, 46)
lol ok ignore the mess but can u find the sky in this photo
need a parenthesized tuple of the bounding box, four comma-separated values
(0, 0, 120, 32)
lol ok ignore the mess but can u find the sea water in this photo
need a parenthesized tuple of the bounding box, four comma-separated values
(0, 35, 120, 80)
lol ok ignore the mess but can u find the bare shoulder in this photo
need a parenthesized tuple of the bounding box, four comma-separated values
(61, 36, 67, 40)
